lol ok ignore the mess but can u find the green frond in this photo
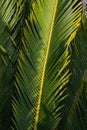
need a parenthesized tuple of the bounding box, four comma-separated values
(0, 19, 15, 130)
(13, 0, 82, 130)
(0, 0, 32, 129)
(58, 13, 87, 130)
(1, 0, 86, 130)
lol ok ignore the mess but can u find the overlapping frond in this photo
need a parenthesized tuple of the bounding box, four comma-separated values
(58, 13, 87, 130)
(0, 0, 32, 129)
(13, 0, 82, 130)
(1, 0, 86, 130)
(66, 13, 87, 130)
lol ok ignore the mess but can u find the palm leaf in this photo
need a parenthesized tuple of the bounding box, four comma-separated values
(13, 0, 82, 130)
(58, 12, 87, 130)
(0, 0, 32, 129)
(0, 15, 15, 130)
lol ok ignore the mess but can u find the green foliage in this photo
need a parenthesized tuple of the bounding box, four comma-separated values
(0, 0, 87, 130)
(0, 0, 32, 129)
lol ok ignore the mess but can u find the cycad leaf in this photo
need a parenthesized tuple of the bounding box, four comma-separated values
(66, 13, 87, 130)
(0, 0, 32, 129)
(0, 18, 15, 130)
(58, 13, 87, 130)
(13, 0, 82, 130)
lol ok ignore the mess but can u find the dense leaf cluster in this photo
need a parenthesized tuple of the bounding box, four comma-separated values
(0, 0, 87, 130)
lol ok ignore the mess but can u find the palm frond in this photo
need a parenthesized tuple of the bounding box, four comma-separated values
(58, 13, 87, 130)
(0, 16, 15, 130)
(0, 0, 32, 129)
(13, 0, 82, 130)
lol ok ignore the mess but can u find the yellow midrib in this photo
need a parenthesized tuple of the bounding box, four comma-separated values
(34, 1, 58, 130)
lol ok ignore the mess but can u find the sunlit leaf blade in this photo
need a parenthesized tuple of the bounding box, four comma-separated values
(13, 0, 82, 130)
